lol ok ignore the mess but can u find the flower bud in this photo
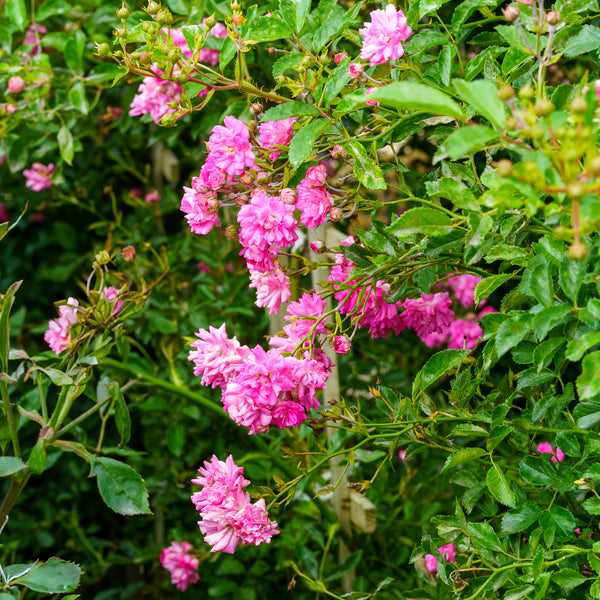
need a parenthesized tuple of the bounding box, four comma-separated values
(138, 50, 152, 65)
(518, 83, 535, 101)
(497, 84, 515, 101)
(7, 76, 25, 93)
(159, 113, 177, 127)
(250, 102, 263, 115)
(175, 71, 188, 84)
(230, 0, 240, 10)
(348, 63, 364, 79)
(117, 5, 130, 19)
(503, 5, 520, 21)
(334, 52, 348, 65)
(534, 98, 554, 117)
(495, 159, 513, 177)
(156, 8, 173, 25)
(122, 246, 136, 262)
(568, 241, 588, 261)
(331, 335, 351, 354)
(95, 42, 111, 58)
(232, 13, 245, 26)
(280, 188, 296, 204)
(566, 181, 584, 198)
(331, 144, 347, 159)
(204, 14, 217, 28)
(329, 207, 342, 221)
(588, 155, 600, 177)
(167, 46, 181, 62)
(95, 250, 111, 265)
(309, 240, 326, 253)
(142, 20, 154, 33)
(146, 1, 159, 14)
(224, 225, 239, 240)
(571, 97, 588, 114)
(546, 10, 560, 24)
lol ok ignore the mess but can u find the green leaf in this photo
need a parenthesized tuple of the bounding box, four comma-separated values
(466, 522, 505, 553)
(36, 0, 70, 21)
(554, 568, 588, 589)
(279, 0, 311, 33)
(346, 140, 386, 190)
(12, 558, 80, 593)
(0, 456, 27, 477)
(495, 313, 534, 358)
(539, 506, 576, 539)
(555, 431, 580, 457)
(246, 16, 292, 42)
(564, 25, 600, 57)
(68, 80, 89, 114)
(441, 447, 487, 473)
(272, 52, 302, 77)
(573, 400, 600, 429)
(501, 503, 542, 533)
(311, 2, 363, 52)
(167, 0, 189, 15)
(366, 82, 464, 120)
(533, 337, 565, 371)
(583, 497, 600, 515)
(40, 367, 73, 386)
(451, 0, 497, 32)
(577, 350, 600, 400)
(387, 207, 453, 238)
(5, 0, 27, 31)
(288, 118, 330, 169)
(108, 382, 131, 447)
(4, 563, 37, 583)
(566, 331, 600, 361)
(262, 101, 319, 121)
(91, 457, 151, 515)
(443, 125, 498, 159)
(486, 462, 516, 507)
(519, 456, 558, 486)
(58, 126, 74, 166)
(474, 273, 512, 306)
(322, 58, 351, 109)
(219, 37, 236, 71)
(532, 305, 572, 339)
(413, 349, 469, 398)
(28, 437, 47, 474)
(487, 425, 512, 450)
(64, 29, 86, 73)
(453, 79, 507, 129)
(426, 177, 478, 211)
(559, 254, 586, 302)
(0, 281, 22, 372)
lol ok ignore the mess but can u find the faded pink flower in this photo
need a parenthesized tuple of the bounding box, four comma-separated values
(296, 165, 333, 228)
(23, 163, 55, 192)
(424, 543, 455, 578)
(44, 298, 79, 354)
(359, 4, 412, 67)
(199, 161, 227, 190)
(537, 442, 565, 463)
(160, 542, 199, 591)
(23, 24, 47, 55)
(258, 117, 297, 160)
(447, 319, 483, 351)
(8, 76, 24, 93)
(121, 245, 135, 262)
(207, 116, 255, 176)
(348, 63, 364, 78)
(402, 293, 454, 338)
(448, 274, 483, 308)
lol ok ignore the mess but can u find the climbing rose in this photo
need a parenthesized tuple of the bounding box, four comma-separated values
(44, 298, 79, 354)
(332, 335, 351, 354)
(258, 117, 297, 160)
(348, 63, 364, 78)
(448, 274, 483, 308)
(359, 4, 412, 67)
(8, 76, 24, 93)
(424, 543, 456, 577)
(180, 178, 221, 235)
(23, 163, 55, 192)
(207, 116, 255, 176)
(447, 319, 483, 351)
(537, 442, 565, 463)
(296, 165, 333, 228)
(101, 286, 123, 314)
(160, 542, 200, 591)
(191, 455, 278, 553)
(129, 69, 182, 124)
(402, 293, 454, 338)
(248, 266, 292, 315)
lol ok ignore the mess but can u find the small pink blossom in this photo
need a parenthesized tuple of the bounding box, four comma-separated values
(8, 76, 24, 93)
(447, 319, 483, 351)
(402, 293, 454, 338)
(144, 188, 160, 203)
(334, 52, 348, 64)
(180, 179, 221, 235)
(101, 286, 123, 314)
(44, 298, 79, 354)
(536, 442, 565, 463)
(296, 165, 333, 228)
(160, 542, 200, 591)
(23, 163, 55, 192)
(129, 69, 182, 124)
(448, 274, 483, 308)
(359, 4, 412, 67)
(122, 246, 135, 262)
(332, 335, 351, 354)
(249, 266, 292, 314)
(257, 117, 297, 160)
(424, 543, 456, 578)
(207, 116, 256, 177)
(197, 261, 211, 274)
(348, 63, 364, 79)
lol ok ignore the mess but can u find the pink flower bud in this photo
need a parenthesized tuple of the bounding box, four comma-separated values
(332, 335, 351, 354)
(8, 76, 25, 93)
(329, 206, 342, 221)
(121, 245, 136, 262)
(348, 63, 364, 79)
(144, 188, 160, 203)
(334, 52, 348, 65)
(546, 10, 560, 24)
(280, 188, 296, 204)
(309, 240, 326, 253)
(305, 164, 327, 187)
(331, 144, 347, 159)
(503, 5, 520, 20)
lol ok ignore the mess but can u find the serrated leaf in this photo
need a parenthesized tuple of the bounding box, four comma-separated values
(453, 79, 506, 129)
(91, 457, 151, 515)
(554, 568, 588, 589)
(262, 101, 319, 121)
(532, 305, 572, 339)
(219, 37, 236, 71)
(246, 16, 292, 42)
(346, 140, 386, 190)
(12, 558, 80, 594)
(501, 503, 542, 533)
(387, 207, 453, 237)
(40, 367, 73, 386)
(279, 0, 311, 33)
(495, 313, 533, 358)
(441, 447, 487, 472)
(566, 331, 600, 361)
(564, 25, 600, 57)
(322, 58, 351, 108)
(68, 80, 88, 114)
(58, 125, 74, 166)
(573, 400, 600, 429)
(583, 497, 600, 515)
(366, 82, 464, 120)
(64, 29, 85, 73)
(486, 463, 516, 507)
(272, 52, 302, 77)
(519, 456, 558, 485)
(474, 273, 512, 306)
(413, 349, 469, 398)
(577, 350, 600, 400)
(0, 456, 27, 477)
(288, 118, 330, 169)
(443, 125, 498, 159)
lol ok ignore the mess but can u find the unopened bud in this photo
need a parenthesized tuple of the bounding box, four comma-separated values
(167, 46, 181, 62)
(334, 52, 348, 65)
(546, 10, 560, 24)
(146, 1, 159, 14)
(230, 0, 240, 10)
(117, 5, 130, 19)
(159, 112, 177, 127)
(329, 207, 342, 221)
(175, 71, 188, 83)
(518, 83, 535, 101)
(239, 171, 253, 185)
(497, 84, 515, 101)
(568, 241, 588, 261)
(95, 250, 111, 265)
(122, 246, 136, 262)
(232, 13, 245, 26)
(503, 5, 520, 21)
(224, 225, 239, 240)
(139, 50, 152, 65)
(204, 14, 217, 28)
(156, 8, 173, 25)
(301, 55, 312, 68)
(280, 188, 296, 204)
(495, 159, 513, 177)
(348, 63, 364, 79)
(331, 144, 347, 159)
(505, 116, 518, 130)
(268, 46, 276, 55)
(566, 181, 584, 198)
(534, 98, 554, 117)
(142, 20, 154, 32)
(588, 155, 600, 177)
(571, 97, 588, 114)
(309, 240, 326, 253)
(250, 102, 263, 116)
(96, 42, 111, 57)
